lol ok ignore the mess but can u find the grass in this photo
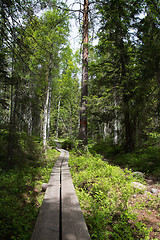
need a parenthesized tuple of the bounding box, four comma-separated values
(0, 132, 59, 240)
(69, 150, 160, 239)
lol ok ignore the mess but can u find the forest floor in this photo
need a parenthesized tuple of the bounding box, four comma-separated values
(104, 158, 160, 239)
(128, 176, 160, 239)
(1, 136, 160, 240)
(0, 147, 60, 240)
(69, 148, 160, 240)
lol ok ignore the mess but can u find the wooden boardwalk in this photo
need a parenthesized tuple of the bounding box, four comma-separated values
(30, 149, 91, 240)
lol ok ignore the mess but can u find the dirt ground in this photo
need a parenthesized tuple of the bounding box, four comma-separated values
(129, 176, 160, 239)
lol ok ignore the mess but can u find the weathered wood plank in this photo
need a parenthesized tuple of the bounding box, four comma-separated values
(30, 151, 65, 240)
(31, 149, 91, 240)
(61, 151, 91, 240)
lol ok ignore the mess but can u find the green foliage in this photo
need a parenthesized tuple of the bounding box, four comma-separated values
(88, 0, 160, 151)
(90, 140, 160, 175)
(0, 146, 59, 240)
(89, 139, 122, 157)
(69, 152, 152, 239)
(114, 147, 160, 175)
(0, 129, 42, 168)
(51, 47, 80, 139)
(0, 1, 74, 145)
(61, 138, 74, 150)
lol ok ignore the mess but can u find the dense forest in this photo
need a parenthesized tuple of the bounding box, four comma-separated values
(0, 0, 160, 239)
(1, 0, 160, 155)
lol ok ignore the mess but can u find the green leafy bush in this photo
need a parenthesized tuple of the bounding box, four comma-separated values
(90, 140, 160, 175)
(0, 148, 59, 240)
(61, 138, 74, 150)
(69, 152, 151, 239)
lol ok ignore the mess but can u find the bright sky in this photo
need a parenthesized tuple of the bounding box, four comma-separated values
(66, 0, 82, 52)
(66, 0, 99, 53)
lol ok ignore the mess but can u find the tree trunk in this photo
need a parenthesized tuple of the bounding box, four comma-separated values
(120, 39, 135, 152)
(56, 94, 61, 138)
(28, 106, 32, 136)
(69, 101, 73, 139)
(123, 94, 133, 152)
(43, 66, 51, 150)
(8, 79, 14, 165)
(156, 71, 160, 117)
(78, 0, 89, 146)
(8, 15, 16, 165)
(47, 87, 52, 140)
(114, 94, 118, 144)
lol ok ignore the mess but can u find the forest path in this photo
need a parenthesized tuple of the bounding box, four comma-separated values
(31, 149, 91, 240)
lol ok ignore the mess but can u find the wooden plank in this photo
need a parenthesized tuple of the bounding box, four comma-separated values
(61, 150, 91, 240)
(31, 149, 91, 240)
(30, 151, 65, 240)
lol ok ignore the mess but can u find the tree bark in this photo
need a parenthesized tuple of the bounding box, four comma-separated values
(114, 94, 118, 144)
(47, 86, 52, 140)
(56, 94, 61, 138)
(78, 0, 89, 146)
(43, 66, 51, 150)
(28, 106, 32, 136)
(120, 39, 135, 152)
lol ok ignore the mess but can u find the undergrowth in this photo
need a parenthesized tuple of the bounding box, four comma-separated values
(0, 135, 59, 240)
(69, 151, 153, 240)
(89, 141, 160, 175)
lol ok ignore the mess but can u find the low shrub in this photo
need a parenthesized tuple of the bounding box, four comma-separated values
(0, 148, 59, 240)
(90, 141, 160, 175)
(61, 138, 74, 150)
(69, 152, 152, 239)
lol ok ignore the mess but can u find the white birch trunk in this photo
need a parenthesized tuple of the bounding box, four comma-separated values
(47, 89, 52, 140)
(56, 95, 61, 138)
(43, 84, 50, 149)
(103, 123, 107, 141)
(28, 103, 32, 135)
(69, 101, 73, 139)
(114, 95, 118, 144)
(43, 67, 51, 150)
